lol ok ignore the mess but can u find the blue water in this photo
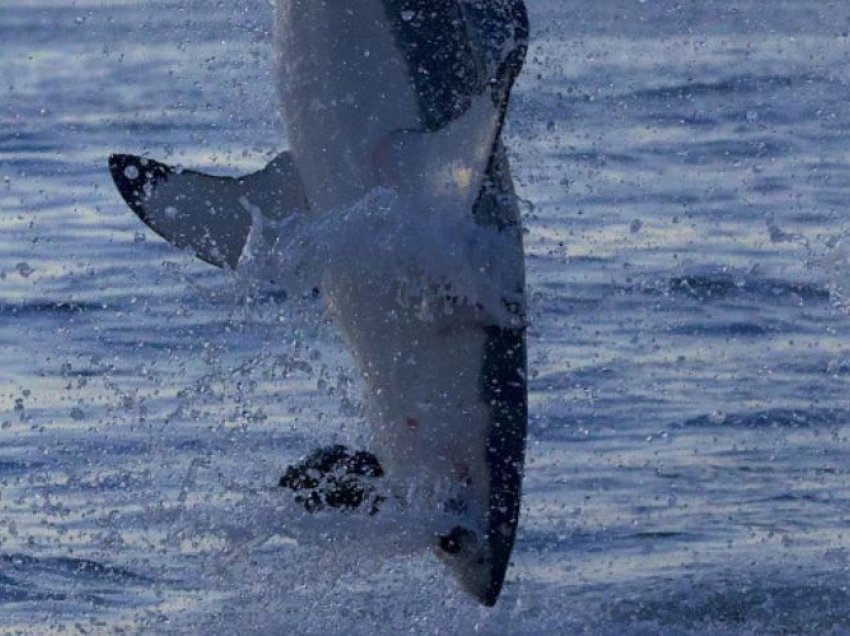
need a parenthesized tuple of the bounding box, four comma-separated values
(3, 0, 850, 632)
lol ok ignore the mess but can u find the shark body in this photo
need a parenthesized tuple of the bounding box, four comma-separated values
(109, 0, 528, 606)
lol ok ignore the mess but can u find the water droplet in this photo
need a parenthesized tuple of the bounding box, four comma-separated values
(15, 262, 33, 277)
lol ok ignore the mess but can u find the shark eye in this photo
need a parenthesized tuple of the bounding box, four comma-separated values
(439, 534, 462, 555)
(439, 526, 474, 555)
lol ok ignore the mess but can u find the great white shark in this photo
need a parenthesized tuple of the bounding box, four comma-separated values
(109, 0, 529, 606)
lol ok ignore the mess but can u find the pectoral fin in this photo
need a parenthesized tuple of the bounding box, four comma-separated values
(108, 152, 308, 268)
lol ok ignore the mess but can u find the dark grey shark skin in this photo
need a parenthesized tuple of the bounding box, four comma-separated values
(473, 142, 527, 607)
(110, 0, 529, 607)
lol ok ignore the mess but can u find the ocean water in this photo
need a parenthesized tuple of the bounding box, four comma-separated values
(2, 0, 850, 633)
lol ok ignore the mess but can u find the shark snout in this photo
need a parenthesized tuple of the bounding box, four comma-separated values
(437, 526, 502, 607)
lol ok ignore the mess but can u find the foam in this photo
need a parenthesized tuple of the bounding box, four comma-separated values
(238, 186, 524, 326)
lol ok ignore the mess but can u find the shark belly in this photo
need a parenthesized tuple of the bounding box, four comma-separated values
(275, 0, 421, 212)
(326, 277, 493, 508)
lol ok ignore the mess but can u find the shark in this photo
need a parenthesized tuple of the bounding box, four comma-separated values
(109, 0, 529, 606)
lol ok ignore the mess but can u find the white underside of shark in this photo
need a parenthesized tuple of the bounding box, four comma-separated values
(109, 0, 529, 606)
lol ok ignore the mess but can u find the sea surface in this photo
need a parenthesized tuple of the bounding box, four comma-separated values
(3, 1, 850, 633)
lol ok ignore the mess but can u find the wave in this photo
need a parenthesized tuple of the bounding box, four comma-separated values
(0, 300, 105, 317)
(662, 272, 829, 304)
(681, 408, 848, 430)
(623, 73, 817, 102)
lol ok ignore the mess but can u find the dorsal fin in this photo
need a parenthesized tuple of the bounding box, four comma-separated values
(108, 153, 308, 268)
